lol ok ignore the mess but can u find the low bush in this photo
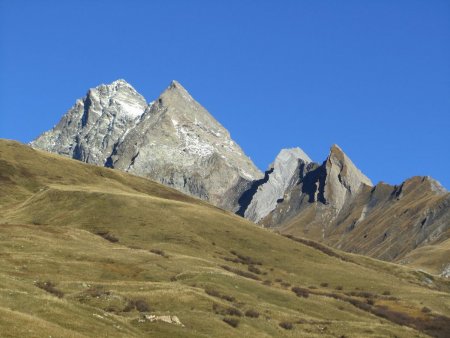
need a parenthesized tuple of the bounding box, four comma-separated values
(279, 321, 294, 330)
(291, 286, 309, 298)
(96, 231, 119, 243)
(150, 249, 169, 258)
(348, 291, 376, 299)
(220, 265, 261, 281)
(35, 281, 64, 298)
(221, 294, 235, 302)
(205, 288, 235, 302)
(225, 307, 242, 317)
(320, 282, 329, 287)
(421, 307, 432, 313)
(205, 288, 221, 298)
(248, 265, 262, 274)
(123, 298, 151, 312)
(85, 285, 111, 298)
(245, 309, 260, 318)
(229, 250, 262, 265)
(223, 317, 239, 328)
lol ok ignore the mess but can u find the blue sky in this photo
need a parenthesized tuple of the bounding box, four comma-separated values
(1, 0, 449, 188)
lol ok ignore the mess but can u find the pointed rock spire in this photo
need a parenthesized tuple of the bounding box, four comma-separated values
(323, 144, 372, 213)
(244, 147, 312, 222)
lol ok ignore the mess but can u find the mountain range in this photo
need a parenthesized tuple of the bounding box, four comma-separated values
(31, 79, 449, 277)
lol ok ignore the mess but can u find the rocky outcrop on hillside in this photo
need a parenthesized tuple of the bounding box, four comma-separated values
(31, 80, 262, 210)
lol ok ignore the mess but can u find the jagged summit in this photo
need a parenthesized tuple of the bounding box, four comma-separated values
(269, 147, 312, 170)
(326, 144, 373, 186)
(31, 79, 262, 211)
(242, 147, 313, 223)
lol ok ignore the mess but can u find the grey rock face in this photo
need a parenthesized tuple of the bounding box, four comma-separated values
(108, 81, 262, 210)
(31, 79, 147, 165)
(323, 145, 373, 215)
(244, 148, 312, 222)
(242, 144, 449, 269)
(240, 144, 373, 225)
(31, 80, 262, 211)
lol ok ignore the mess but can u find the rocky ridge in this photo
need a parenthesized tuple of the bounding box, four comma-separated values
(31, 79, 262, 210)
(239, 145, 449, 275)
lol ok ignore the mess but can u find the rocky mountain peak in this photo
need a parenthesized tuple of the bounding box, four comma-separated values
(32, 79, 262, 211)
(269, 147, 312, 170)
(326, 144, 373, 187)
(241, 147, 313, 223)
(323, 144, 373, 213)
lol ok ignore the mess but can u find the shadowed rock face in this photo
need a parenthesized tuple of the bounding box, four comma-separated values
(240, 145, 374, 225)
(242, 148, 312, 222)
(31, 80, 262, 211)
(241, 145, 450, 274)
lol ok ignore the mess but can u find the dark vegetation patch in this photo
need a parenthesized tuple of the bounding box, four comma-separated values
(347, 291, 376, 299)
(422, 307, 432, 313)
(149, 249, 169, 258)
(280, 281, 291, 288)
(245, 309, 260, 318)
(279, 321, 294, 330)
(205, 288, 235, 302)
(291, 287, 310, 298)
(223, 317, 239, 328)
(124, 298, 151, 312)
(229, 250, 262, 265)
(84, 285, 111, 298)
(282, 234, 352, 262)
(296, 319, 332, 325)
(35, 281, 64, 298)
(212, 303, 243, 318)
(220, 265, 261, 281)
(247, 265, 262, 275)
(320, 282, 329, 287)
(95, 231, 119, 243)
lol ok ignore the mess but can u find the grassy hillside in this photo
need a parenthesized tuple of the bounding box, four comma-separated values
(1, 139, 449, 337)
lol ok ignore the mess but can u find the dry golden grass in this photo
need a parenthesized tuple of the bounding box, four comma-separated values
(0, 139, 449, 337)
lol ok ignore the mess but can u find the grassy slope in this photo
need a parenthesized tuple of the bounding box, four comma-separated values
(396, 238, 450, 276)
(0, 139, 449, 338)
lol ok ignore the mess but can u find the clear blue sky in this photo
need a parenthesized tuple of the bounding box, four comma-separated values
(1, 0, 449, 188)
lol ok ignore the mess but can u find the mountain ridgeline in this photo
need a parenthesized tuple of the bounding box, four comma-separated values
(31, 80, 262, 212)
(32, 79, 450, 276)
